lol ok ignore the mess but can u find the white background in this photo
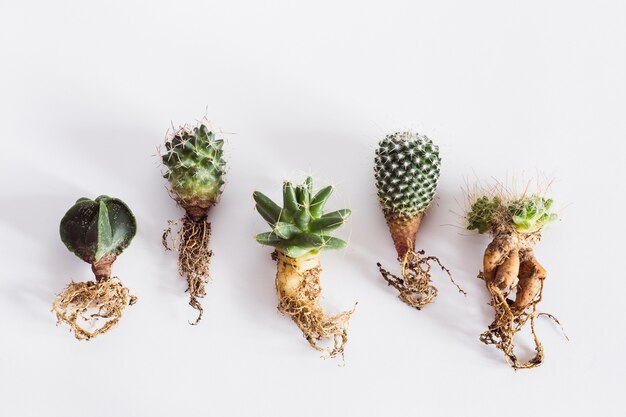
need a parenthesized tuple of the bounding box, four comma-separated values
(1, 1, 624, 416)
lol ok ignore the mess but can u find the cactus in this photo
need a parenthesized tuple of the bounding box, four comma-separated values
(374, 131, 463, 309)
(161, 121, 226, 324)
(53, 195, 137, 340)
(466, 189, 559, 369)
(254, 177, 354, 358)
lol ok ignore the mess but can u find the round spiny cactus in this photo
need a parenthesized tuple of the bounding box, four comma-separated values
(162, 124, 225, 220)
(374, 131, 441, 257)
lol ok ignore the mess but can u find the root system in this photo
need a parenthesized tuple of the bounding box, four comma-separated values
(479, 232, 563, 369)
(163, 215, 212, 324)
(378, 243, 465, 310)
(273, 251, 355, 359)
(52, 277, 136, 340)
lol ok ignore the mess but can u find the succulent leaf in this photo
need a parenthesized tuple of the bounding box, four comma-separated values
(254, 178, 350, 258)
(310, 185, 333, 218)
(60, 196, 136, 263)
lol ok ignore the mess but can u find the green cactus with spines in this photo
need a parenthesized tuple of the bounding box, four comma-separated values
(374, 131, 441, 219)
(161, 124, 225, 208)
(254, 177, 351, 258)
(467, 196, 502, 234)
(60, 195, 136, 264)
(508, 196, 557, 232)
(466, 194, 557, 234)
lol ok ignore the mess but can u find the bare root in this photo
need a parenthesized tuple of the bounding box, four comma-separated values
(163, 215, 212, 324)
(479, 237, 562, 370)
(378, 245, 465, 310)
(52, 277, 136, 340)
(274, 252, 355, 359)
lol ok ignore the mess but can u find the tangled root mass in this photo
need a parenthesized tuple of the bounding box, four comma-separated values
(163, 215, 212, 324)
(378, 244, 465, 310)
(274, 252, 355, 359)
(53, 277, 136, 340)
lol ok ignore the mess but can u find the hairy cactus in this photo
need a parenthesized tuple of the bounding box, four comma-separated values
(466, 195, 557, 235)
(160, 121, 226, 324)
(466, 190, 559, 369)
(254, 177, 354, 358)
(54, 195, 137, 340)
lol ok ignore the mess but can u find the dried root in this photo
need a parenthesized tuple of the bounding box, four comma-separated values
(273, 251, 355, 359)
(52, 277, 136, 340)
(378, 244, 465, 310)
(163, 215, 212, 324)
(479, 234, 563, 369)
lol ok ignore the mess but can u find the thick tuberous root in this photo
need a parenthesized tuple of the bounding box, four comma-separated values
(163, 215, 212, 324)
(274, 252, 355, 359)
(52, 277, 136, 341)
(377, 243, 465, 310)
(480, 243, 559, 369)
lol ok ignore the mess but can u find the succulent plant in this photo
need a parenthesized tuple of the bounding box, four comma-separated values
(467, 195, 557, 235)
(466, 196, 502, 234)
(54, 195, 137, 340)
(253, 176, 354, 358)
(374, 131, 463, 310)
(160, 121, 227, 324)
(60, 195, 136, 267)
(162, 124, 225, 220)
(374, 131, 441, 257)
(508, 196, 557, 232)
(466, 186, 559, 369)
(253, 176, 351, 258)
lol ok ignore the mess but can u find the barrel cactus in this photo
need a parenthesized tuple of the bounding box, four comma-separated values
(374, 131, 463, 309)
(253, 176, 354, 358)
(53, 195, 137, 340)
(160, 120, 226, 324)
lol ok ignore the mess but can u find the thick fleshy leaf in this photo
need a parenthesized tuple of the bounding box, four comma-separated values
(309, 209, 351, 234)
(309, 185, 333, 218)
(253, 191, 282, 225)
(282, 182, 298, 214)
(295, 185, 310, 208)
(255, 232, 283, 246)
(282, 246, 314, 258)
(321, 236, 348, 250)
(273, 222, 300, 239)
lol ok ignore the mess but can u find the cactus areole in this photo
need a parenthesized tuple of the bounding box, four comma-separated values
(254, 177, 354, 358)
(53, 195, 137, 340)
(374, 132, 463, 310)
(467, 190, 559, 370)
(161, 121, 226, 324)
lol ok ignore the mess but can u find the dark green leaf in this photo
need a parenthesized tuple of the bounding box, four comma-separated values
(253, 191, 282, 225)
(309, 209, 350, 234)
(273, 222, 301, 239)
(309, 185, 333, 218)
(282, 182, 298, 214)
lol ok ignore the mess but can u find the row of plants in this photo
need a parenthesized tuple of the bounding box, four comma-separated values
(52, 119, 561, 370)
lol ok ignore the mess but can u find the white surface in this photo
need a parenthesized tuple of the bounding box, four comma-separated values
(0, 1, 624, 416)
